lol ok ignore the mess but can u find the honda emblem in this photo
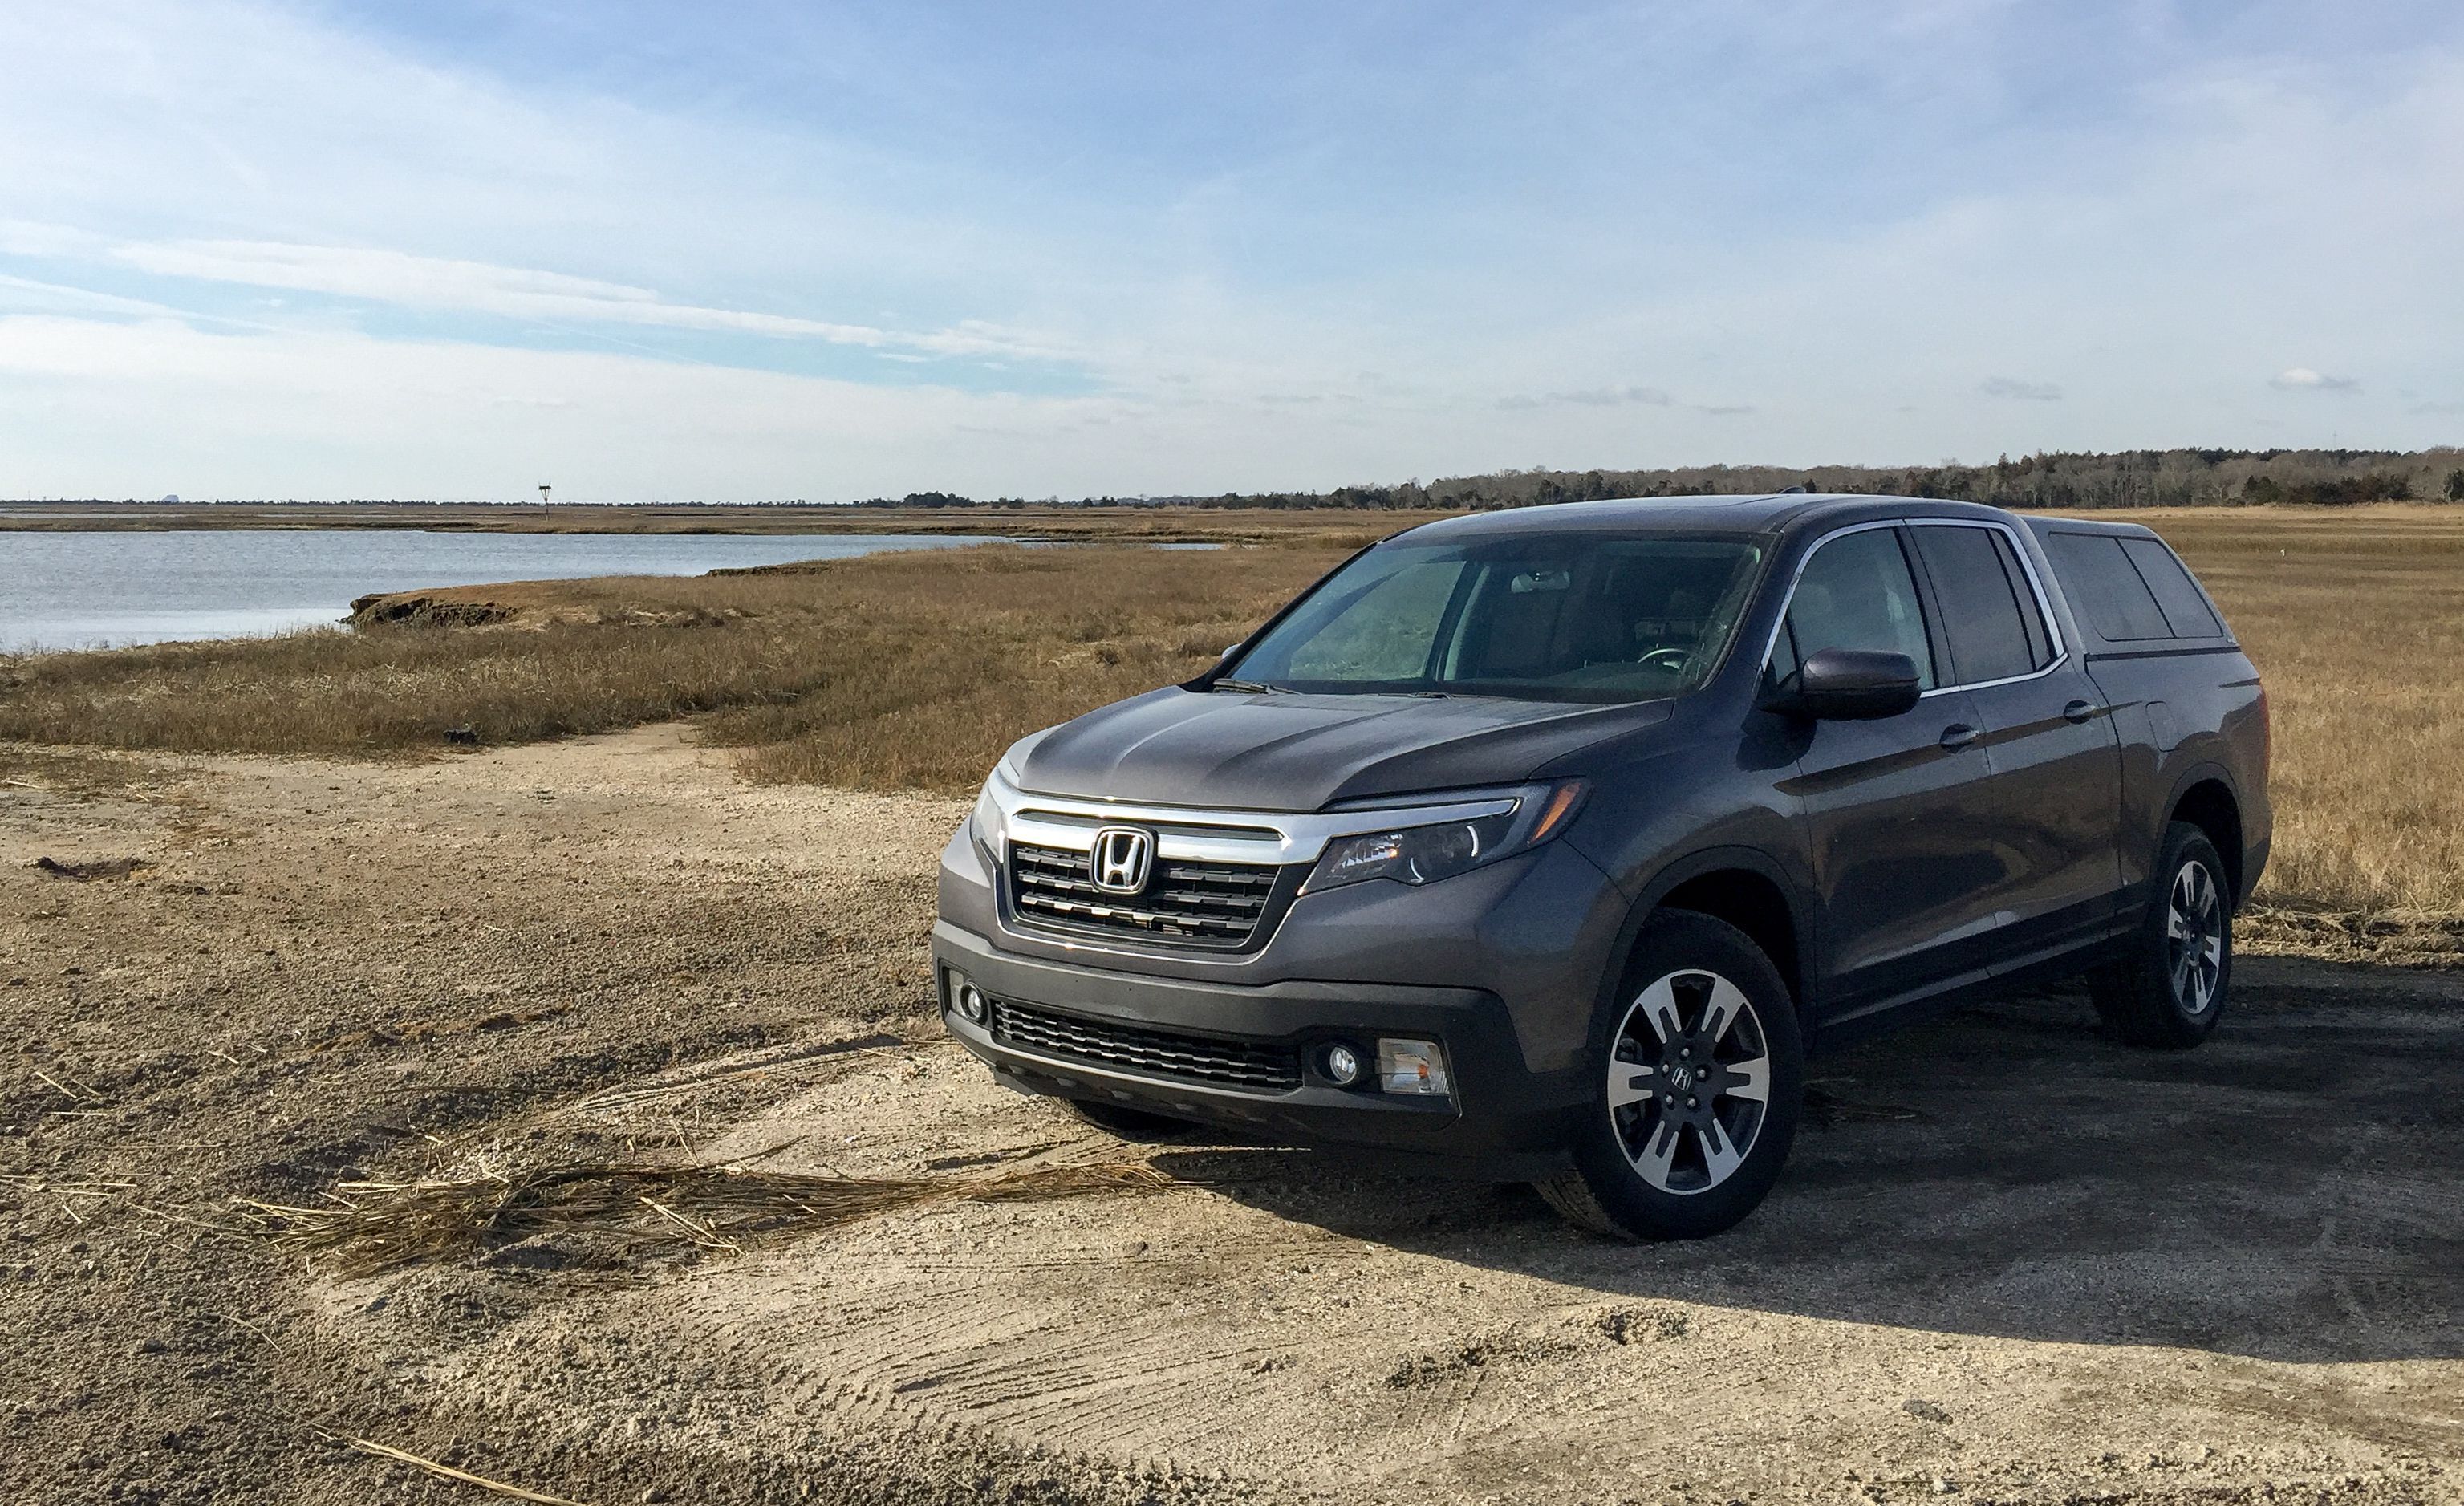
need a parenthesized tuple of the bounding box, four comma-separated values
(1088, 826, 1154, 895)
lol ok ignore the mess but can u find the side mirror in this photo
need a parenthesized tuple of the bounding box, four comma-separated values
(1222, 643, 1243, 660)
(1764, 647, 1922, 721)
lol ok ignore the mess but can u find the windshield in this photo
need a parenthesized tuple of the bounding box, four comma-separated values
(1225, 533, 1766, 702)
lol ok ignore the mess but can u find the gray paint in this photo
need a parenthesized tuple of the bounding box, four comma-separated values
(933, 493, 2271, 1163)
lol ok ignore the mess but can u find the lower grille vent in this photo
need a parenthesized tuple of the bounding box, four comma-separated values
(987, 999, 1301, 1092)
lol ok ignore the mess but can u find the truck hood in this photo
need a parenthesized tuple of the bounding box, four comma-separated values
(1013, 687, 1670, 810)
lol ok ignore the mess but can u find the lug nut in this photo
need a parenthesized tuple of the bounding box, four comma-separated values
(1686, 1097, 1699, 1110)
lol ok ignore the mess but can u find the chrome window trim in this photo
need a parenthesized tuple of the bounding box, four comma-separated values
(980, 770, 1525, 867)
(1757, 516, 2072, 699)
(1753, 518, 1913, 685)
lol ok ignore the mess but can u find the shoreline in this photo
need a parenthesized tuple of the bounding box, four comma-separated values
(6, 497, 2457, 542)
(0, 501, 1437, 546)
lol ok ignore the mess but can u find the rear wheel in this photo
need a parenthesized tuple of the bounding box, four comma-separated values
(2089, 822, 2232, 1049)
(1536, 911, 1804, 1240)
(1059, 1097, 1194, 1141)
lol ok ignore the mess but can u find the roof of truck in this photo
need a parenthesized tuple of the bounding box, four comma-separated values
(2017, 512, 2162, 540)
(1387, 493, 2026, 542)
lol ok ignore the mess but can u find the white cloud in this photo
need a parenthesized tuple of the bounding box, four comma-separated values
(0, 315, 1517, 500)
(1, 1, 2461, 496)
(1496, 385, 1675, 411)
(0, 273, 209, 322)
(1979, 376, 2063, 402)
(0, 220, 105, 258)
(108, 240, 1067, 360)
(2270, 367, 2361, 393)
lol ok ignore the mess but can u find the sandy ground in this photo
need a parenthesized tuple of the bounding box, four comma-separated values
(2, 726, 2458, 1505)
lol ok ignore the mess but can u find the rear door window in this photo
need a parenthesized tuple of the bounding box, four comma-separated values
(2045, 532, 2172, 642)
(1991, 530, 2056, 667)
(1784, 527, 1936, 689)
(2118, 538, 2225, 639)
(1910, 524, 2042, 684)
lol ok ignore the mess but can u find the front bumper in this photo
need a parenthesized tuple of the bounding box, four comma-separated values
(932, 920, 1588, 1175)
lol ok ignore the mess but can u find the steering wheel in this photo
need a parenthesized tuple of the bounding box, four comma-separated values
(1638, 646, 1695, 676)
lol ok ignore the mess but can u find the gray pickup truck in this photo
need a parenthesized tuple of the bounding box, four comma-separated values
(934, 494, 2270, 1238)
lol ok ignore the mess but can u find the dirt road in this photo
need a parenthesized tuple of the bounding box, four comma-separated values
(2, 728, 2458, 1504)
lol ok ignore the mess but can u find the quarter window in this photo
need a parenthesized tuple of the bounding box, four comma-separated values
(2119, 538, 2224, 639)
(1910, 524, 2045, 685)
(2045, 533, 2174, 642)
(1782, 528, 1935, 690)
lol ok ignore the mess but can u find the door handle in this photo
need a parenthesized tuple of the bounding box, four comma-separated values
(1939, 724, 1980, 751)
(2064, 700, 2102, 724)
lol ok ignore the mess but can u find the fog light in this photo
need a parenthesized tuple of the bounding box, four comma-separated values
(1377, 1038, 1450, 1096)
(953, 976, 988, 1024)
(1321, 1042, 1364, 1086)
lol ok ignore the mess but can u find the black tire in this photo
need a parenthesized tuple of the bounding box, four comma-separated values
(1535, 911, 1804, 1240)
(1059, 1096, 1194, 1141)
(2090, 821, 2232, 1049)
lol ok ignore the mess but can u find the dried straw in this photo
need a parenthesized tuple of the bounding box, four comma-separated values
(322, 1431, 590, 1505)
(237, 1159, 1170, 1277)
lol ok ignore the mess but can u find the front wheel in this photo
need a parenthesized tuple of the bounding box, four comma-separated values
(2089, 822, 2232, 1049)
(1536, 911, 1804, 1240)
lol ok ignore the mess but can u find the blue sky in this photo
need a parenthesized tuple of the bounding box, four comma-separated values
(2, 1, 2458, 501)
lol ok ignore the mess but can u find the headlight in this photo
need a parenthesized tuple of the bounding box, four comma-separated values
(969, 773, 1008, 859)
(967, 732, 1050, 861)
(1309, 814, 1511, 889)
(1300, 781, 1587, 895)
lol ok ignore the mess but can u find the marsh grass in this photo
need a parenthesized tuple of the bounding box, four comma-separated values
(0, 743, 160, 798)
(0, 545, 1344, 788)
(2140, 505, 2464, 919)
(5, 506, 2462, 920)
(237, 1159, 1173, 1276)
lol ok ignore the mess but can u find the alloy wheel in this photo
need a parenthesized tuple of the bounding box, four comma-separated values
(2166, 859, 2225, 1016)
(1606, 969, 1772, 1195)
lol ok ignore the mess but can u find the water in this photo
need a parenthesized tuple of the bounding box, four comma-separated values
(0, 529, 1010, 653)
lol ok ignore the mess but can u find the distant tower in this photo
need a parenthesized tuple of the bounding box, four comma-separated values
(538, 483, 551, 517)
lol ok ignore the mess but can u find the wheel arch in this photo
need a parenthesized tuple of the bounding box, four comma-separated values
(1614, 846, 1810, 1018)
(2163, 765, 2247, 906)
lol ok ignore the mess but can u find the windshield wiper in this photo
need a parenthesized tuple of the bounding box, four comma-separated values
(1211, 678, 1288, 694)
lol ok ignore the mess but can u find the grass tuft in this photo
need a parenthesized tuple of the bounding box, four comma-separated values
(236, 1159, 1173, 1277)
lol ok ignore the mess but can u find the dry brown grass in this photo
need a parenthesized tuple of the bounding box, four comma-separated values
(236, 1159, 1172, 1276)
(2128, 505, 2464, 920)
(0, 608, 833, 757)
(0, 742, 161, 798)
(705, 546, 1344, 787)
(4, 505, 2462, 924)
(0, 546, 1346, 787)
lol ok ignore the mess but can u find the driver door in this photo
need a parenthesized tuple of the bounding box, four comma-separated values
(1776, 525, 2003, 1025)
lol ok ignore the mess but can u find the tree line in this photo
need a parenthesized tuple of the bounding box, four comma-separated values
(851, 446, 2464, 511)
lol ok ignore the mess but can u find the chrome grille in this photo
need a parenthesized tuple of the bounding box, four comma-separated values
(987, 998, 1301, 1092)
(1009, 842, 1280, 948)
